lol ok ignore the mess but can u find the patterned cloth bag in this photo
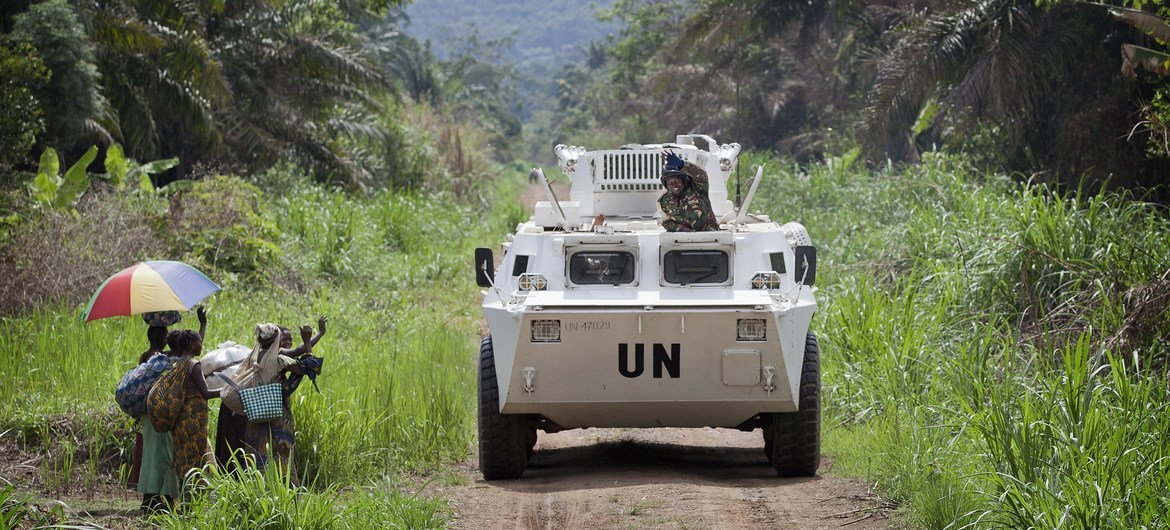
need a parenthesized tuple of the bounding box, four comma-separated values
(147, 359, 190, 432)
(219, 375, 283, 423)
(115, 353, 175, 418)
(239, 383, 284, 422)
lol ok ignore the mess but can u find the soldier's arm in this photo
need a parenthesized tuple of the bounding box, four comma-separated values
(683, 161, 709, 195)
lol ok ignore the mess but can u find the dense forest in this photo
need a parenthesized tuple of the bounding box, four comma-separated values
(4, 0, 1170, 189)
(1, 0, 1169, 528)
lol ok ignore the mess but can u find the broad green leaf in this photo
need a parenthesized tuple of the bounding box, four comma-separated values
(912, 97, 939, 137)
(54, 146, 98, 209)
(127, 157, 180, 185)
(31, 147, 61, 207)
(31, 171, 57, 207)
(1122, 43, 1170, 77)
(137, 173, 155, 195)
(37, 147, 59, 180)
(137, 157, 179, 175)
(1108, 6, 1170, 44)
(105, 144, 129, 189)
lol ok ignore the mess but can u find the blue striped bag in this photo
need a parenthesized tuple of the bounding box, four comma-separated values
(115, 353, 175, 418)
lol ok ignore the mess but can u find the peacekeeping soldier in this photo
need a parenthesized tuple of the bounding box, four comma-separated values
(658, 150, 719, 232)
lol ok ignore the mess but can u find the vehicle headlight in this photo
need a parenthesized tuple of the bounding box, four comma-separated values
(531, 319, 561, 342)
(737, 319, 766, 341)
(750, 271, 781, 289)
(518, 273, 548, 291)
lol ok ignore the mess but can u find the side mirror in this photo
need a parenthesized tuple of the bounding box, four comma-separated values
(794, 246, 816, 286)
(475, 247, 495, 287)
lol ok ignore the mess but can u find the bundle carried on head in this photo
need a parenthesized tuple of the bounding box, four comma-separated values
(219, 323, 296, 415)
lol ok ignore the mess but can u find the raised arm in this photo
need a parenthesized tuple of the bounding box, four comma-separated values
(682, 161, 709, 195)
(196, 306, 208, 340)
(284, 317, 327, 357)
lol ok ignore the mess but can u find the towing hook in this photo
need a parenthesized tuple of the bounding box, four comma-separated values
(522, 367, 536, 395)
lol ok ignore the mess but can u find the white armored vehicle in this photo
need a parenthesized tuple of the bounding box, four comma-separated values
(474, 134, 819, 479)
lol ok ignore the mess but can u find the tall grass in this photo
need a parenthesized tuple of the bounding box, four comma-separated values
(752, 150, 1170, 528)
(0, 170, 527, 521)
(152, 462, 446, 529)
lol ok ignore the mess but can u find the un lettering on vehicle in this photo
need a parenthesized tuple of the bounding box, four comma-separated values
(618, 343, 680, 378)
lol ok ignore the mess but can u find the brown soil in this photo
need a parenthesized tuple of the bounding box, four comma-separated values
(443, 427, 895, 529)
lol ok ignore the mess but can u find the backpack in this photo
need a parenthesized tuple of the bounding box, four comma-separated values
(146, 358, 190, 432)
(115, 353, 175, 418)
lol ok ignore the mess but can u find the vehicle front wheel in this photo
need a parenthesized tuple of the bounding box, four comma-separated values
(478, 336, 533, 480)
(764, 332, 820, 477)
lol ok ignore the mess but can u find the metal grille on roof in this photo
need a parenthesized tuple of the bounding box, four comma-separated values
(600, 152, 663, 190)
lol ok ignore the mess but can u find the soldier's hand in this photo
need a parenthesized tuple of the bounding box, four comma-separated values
(663, 150, 685, 171)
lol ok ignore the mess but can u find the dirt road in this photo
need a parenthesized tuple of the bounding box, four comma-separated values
(445, 427, 893, 529)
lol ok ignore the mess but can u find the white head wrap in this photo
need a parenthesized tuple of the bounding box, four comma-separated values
(220, 322, 294, 415)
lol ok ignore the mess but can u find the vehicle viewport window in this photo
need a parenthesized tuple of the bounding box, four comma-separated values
(769, 252, 786, 274)
(664, 250, 729, 285)
(569, 252, 636, 285)
(512, 255, 530, 276)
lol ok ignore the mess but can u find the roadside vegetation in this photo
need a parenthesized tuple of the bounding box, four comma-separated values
(0, 163, 525, 526)
(748, 150, 1170, 528)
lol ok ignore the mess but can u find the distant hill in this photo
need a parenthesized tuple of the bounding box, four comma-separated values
(403, 0, 619, 117)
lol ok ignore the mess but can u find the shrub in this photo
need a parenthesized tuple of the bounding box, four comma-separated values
(168, 176, 282, 282)
(0, 193, 165, 316)
(0, 41, 48, 171)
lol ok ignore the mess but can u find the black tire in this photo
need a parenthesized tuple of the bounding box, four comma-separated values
(766, 332, 820, 477)
(478, 336, 531, 480)
(525, 429, 538, 458)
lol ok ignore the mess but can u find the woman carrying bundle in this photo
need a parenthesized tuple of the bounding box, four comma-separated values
(165, 329, 219, 487)
(219, 318, 326, 476)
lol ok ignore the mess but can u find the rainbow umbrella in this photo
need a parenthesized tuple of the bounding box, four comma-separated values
(84, 261, 220, 322)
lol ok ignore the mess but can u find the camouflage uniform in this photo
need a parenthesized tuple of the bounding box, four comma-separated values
(658, 161, 719, 232)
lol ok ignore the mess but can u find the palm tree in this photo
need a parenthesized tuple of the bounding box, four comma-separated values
(608, 0, 877, 158)
(72, 0, 395, 187)
(209, 1, 392, 189)
(859, 0, 1110, 168)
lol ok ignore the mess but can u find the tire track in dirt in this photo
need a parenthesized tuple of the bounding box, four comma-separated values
(444, 427, 892, 529)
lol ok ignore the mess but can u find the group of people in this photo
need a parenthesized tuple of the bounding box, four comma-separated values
(126, 309, 327, 513)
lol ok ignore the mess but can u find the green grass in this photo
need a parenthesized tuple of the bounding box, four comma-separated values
(751, 150, 1170, 528)
(0, 169, 528, 523)
(151, 463, 447, 529)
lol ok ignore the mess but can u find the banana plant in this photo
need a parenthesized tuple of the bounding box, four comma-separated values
(101, 143, 177, 194)
(1086, 3, 1170, 77)
(30, 146, 97, 211)
(29, 144, 178, 211)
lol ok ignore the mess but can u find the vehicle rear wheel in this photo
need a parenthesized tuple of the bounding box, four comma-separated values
(525, 429, 538, 458)
(478, 336, 532, 480)
(765, 332, 820, 477)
